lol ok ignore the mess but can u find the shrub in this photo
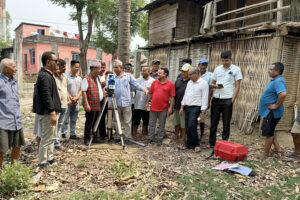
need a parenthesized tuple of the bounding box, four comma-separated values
(0, 161, 33, 196)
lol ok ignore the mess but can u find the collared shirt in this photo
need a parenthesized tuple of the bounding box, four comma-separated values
(67, 73, 82, 97)
(134, 76, 155, 110)
(212, 64, 243, 99)
(114, 72, 144, 107)
(55, 74, 68, 108)
(81, 76, 104, 101)
(150, 71, 159, 80)
(258, 75, 286, 118)
(181, 77, 209, 110)
(0, 73, 22, 131)
(201, 71, 213, 85)
(174, 77, 189, 109)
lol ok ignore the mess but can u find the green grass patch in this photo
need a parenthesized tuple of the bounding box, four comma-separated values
(168, 166, 300, 200)
(111, 157, 136, 179)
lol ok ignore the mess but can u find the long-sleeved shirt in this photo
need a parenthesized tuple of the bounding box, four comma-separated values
(181, 77, 209, 110)
(114, 72, 144, 107)
(0, 73, 22, 131)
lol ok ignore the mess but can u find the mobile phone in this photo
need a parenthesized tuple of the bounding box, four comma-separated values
(217, 84, 224, 88)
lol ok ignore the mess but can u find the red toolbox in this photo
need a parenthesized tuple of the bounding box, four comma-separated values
(214, 140, 248, 162)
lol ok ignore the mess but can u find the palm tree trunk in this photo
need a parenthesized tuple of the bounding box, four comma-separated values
(117, 0, 131, 64)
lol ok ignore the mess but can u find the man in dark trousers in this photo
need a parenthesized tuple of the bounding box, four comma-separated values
(209, 51, 243, 147)
(259, 62, 287, 159)
(81, 60, 104, 146)
(33, 51, 62, 169)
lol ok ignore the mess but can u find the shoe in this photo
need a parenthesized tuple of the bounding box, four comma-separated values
(195, 146, 201, 152)
(61, 134, 66, 139)
(38, 163, 49, 169)
(48, 159, 56, 165)
(147, 139, 154, 144)
(157, 140, 163, 146)
(84, 139, 89, 146)
(70, 135, 79, 140)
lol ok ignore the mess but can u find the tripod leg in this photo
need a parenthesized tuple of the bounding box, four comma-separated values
(93, 97, 108, 133)
(111, 96, 125, 150)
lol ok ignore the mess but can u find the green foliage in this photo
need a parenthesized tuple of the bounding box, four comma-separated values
(94, 0, 148, 55)
(0, 11, 12, 50)
(111, 157, 136, 178)
(0, 162, 33, 196)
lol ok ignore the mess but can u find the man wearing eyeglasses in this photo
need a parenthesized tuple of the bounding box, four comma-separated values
(33, 51, 62, 169)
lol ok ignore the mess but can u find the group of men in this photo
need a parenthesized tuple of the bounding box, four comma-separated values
(0, 49, 300, 169)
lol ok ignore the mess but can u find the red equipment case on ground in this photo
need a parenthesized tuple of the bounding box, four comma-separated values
(214, 140, 248, 162)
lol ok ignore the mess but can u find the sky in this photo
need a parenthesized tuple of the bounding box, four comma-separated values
(6, 0, 146, 50)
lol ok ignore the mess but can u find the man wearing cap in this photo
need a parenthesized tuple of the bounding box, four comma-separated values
(198, 58, 213, 142)
(173, 63, 190, 145)
(209, 51, 243, 147)
(150, 59, 160, 80)
(81, 60, 104, 146)
(113, 60, 147, 139)
(0, 59, 25, 169)
(177, 58, 192, 79)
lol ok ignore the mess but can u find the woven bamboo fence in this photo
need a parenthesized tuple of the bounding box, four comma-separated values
(209, 35, 273, 134)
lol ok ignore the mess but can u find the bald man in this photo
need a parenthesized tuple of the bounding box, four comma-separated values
(0, 58, 25, 169)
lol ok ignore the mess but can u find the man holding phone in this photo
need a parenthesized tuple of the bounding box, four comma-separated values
(209, 51, 243, 147)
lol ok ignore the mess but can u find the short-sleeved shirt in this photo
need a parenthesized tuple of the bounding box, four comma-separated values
(201, 71, 213, 85)
(174, 77, 189, 109)
(212, 64, 243, 99)
(55, 74, 68, 108)
(67, 73, 82, 97)
(149, 79, 175, 112)
(0, 73, 22, 131)
(134, 76, 155, 110)
(150, 71, 159, 80)
(258, 75, 286, 118)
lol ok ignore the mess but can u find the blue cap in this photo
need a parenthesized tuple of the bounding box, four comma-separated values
(199, 58, 208, 64)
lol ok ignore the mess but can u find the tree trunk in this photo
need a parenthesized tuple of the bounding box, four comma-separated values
(117, 0, 131, 64)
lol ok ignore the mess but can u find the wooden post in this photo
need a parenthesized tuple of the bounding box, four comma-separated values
(212, 0, 217, 33)
(277, 0, 283, 23)
(134, 51, 141, 78)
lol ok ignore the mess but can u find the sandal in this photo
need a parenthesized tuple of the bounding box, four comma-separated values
(285, 152, 300, 159)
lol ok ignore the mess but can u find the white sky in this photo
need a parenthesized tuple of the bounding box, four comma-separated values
(6, 0, 146, 51)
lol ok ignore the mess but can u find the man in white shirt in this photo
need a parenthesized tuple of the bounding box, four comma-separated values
(132, 67, 155, 140)
(180, 67, 209, 151)
(209, 51, 243, 147)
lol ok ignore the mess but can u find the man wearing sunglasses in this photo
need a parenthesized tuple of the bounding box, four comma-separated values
(33, 51, 62, 169)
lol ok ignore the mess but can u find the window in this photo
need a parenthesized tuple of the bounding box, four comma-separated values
(30, 49, 35, 65)
(24, 54, 28, 71)
(37, 29, 45, 35)
(72, 54, 79, 61)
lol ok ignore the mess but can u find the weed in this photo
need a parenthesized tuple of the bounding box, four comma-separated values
(0, 161, 33, 197)
(111, 157, 136, 178)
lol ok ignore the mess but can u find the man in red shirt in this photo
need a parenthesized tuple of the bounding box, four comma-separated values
(145, 68, 175, 145)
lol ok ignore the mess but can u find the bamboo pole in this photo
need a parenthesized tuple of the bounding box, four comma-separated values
(213, 6, 290, 26)
(277, 0, 283, 24)
(215, 0, 277, 19)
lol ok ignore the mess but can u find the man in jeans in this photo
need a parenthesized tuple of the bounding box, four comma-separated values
(113, 60, 147, 139)
(61, 60, 82, 140)
(209, 51, 243, 147)
(33, 51, 61, 168)
(54, 59, 68, 148)
(145, 68, 175, 145)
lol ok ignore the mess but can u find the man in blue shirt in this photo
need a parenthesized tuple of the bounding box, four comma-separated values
(0, 58, 25, 169)
(113, 60, 147, 139)
(258, 62, 287, 159)
(198, 58, 212, 142)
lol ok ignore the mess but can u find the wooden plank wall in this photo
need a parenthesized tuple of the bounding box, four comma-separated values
(277, 36, 300, 130)
(148, 47, 169, 69)
(175, 1, 202, 40)
(148, 3, 178, 46)
(168, 45, 188, 82)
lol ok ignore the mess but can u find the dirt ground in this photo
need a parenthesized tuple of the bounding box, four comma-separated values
(2, 97, 299, 199)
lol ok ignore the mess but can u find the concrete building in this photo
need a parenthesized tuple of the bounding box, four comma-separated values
(15, 22, 112, 74)
(0, 0, 6, 41)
